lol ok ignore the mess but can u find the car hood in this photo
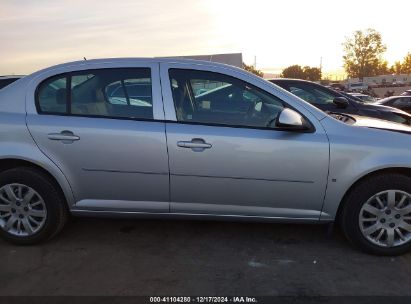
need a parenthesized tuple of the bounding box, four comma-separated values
(331, 113, 411, 133)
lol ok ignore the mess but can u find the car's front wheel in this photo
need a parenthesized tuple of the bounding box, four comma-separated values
(0, 167, 68, 245)
(341, 173, 411, 255)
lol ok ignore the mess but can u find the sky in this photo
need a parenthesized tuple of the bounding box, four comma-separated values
(1, 0, 410, 78)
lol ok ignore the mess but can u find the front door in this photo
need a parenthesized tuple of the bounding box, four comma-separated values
(161, 65, 330, 219)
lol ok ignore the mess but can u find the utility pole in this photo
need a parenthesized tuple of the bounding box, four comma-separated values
(320, 56, 323, 73)
(254, 56, 257, 69)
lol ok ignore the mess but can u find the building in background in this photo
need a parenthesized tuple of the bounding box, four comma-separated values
(161, 53, 243, 68)
(346, 74, 411, 87)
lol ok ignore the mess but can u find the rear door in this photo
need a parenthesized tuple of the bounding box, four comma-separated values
(26, 63, 170, 212)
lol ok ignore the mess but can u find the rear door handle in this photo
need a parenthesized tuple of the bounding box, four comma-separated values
(177, 138, 212, 150)
(48, 131, 80, 141)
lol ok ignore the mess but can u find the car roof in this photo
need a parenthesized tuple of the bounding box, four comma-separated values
(269, 78, 313, 83)
(31, 57, 239, 74)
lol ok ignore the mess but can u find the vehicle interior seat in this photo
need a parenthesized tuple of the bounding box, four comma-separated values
(71, 88, 111, 116)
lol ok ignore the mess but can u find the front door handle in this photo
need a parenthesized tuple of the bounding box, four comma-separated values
(177, 138, 212, 150)
(48, 130, 80, 141)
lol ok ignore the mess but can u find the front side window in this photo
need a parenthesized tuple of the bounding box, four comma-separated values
(393, 98, 405, 106)
(37, 68, 153, 120)
(169, 69, 284, 129)
(289, 84, 335, 105)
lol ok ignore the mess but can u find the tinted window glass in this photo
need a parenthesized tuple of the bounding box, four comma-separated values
(380, 112, 411, 125)
(289, 84, 336, 105)
(393, 98, 411, 107)
(105, 80, 127, 105)
(379, 98, 396, 106)
(104, 79, 152, 107)
(71, 68, 153, 119)
(169, 69, 284, 128)
(393, 98, 405, 106)
(37, 76, 68, 113)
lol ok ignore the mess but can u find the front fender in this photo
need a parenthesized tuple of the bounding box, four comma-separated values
(320, 117, 411, 220)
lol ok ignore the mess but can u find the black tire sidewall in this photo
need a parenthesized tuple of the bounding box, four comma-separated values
(342, 174, 411, 256)
(0, 168, 65, 245)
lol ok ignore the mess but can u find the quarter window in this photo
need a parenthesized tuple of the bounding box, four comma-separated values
(37, 68, 153, 120)
(394, 98, 411, 107)
(169, 69, 284, 129)
(37, 76, 68, 114)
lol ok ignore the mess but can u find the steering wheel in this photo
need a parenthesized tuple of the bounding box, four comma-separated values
(265, 114, 279, 128)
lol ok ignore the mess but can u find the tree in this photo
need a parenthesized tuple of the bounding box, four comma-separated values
(243, 63, 264, 77)
(280, 65, 321, 81)
(281, 65, 305, 79)
(391, 61, 403, 74)
(402, 53, 411, 74)
(303, 66, 322, 81)
(375, 60, 390, 75)
(342, 28, 387, 79)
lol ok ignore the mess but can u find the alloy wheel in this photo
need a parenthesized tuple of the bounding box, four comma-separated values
(359, 190, 411, 247)
(0, 183, 47, 237)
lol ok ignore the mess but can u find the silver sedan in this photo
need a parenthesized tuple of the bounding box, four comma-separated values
(1, 58, 411, 255)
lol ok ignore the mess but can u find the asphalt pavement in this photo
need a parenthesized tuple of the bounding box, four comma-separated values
(1, 217, 411, 296)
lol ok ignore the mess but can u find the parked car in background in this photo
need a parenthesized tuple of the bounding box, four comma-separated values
(269, 79, 411, 126)
(376, 96, 411, 114)
(401, 90, 411, 96)
(0, 76, 23, 90)
(346, 82, 368, 92)
(2, 58, 411, 255)
(393, 81, 405, 87)
(329, 83, 344, 91)
(347, 93, 377, 103)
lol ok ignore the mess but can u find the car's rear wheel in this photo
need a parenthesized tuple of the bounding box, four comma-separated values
(341, 173, 411, 255)
(0, 167, 68, 245)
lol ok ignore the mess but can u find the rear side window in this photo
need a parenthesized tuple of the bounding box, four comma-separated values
(394, 98, 411, 107)
(36, 68, 153, 120)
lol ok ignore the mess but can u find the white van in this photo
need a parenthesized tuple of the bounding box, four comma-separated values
(347, 82, 368, 92)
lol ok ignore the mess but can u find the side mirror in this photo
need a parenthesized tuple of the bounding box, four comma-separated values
(333, 97, 349, 108)
(276, 108, 307, 130)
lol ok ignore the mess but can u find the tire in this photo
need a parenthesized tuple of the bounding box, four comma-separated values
(340, 173, 411, 256)
(0, 167, 68, 245)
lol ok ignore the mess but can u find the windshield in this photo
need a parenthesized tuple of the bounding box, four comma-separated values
(289, 85, 336, 105)
(357, 95, 376, 103)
